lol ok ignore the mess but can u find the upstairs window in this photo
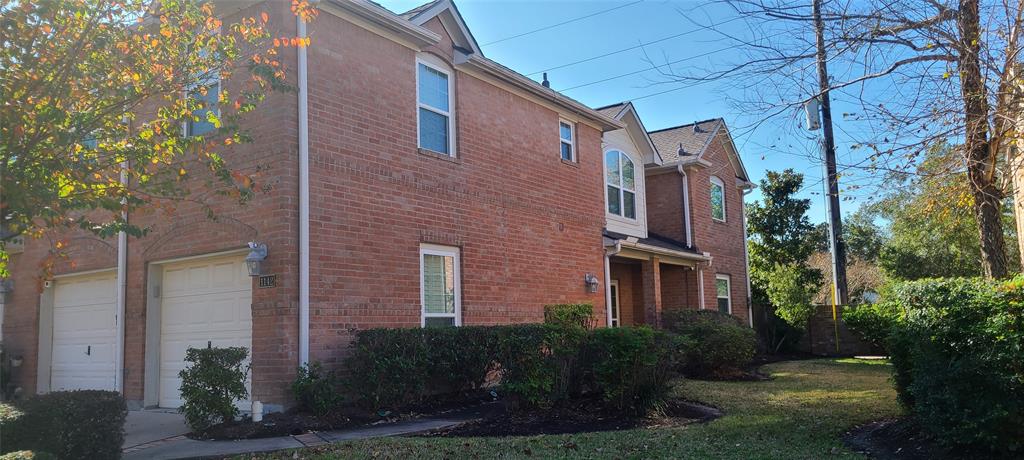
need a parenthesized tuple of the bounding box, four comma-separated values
(710, 176, 726, 221)
(559, 120, 575, 161)
(420, 244, 461, 327)
(715, 274, 731, 314)
(417, 59, 454, 155)
(186, 78, 220, 137)
(605, 150, 636, 219)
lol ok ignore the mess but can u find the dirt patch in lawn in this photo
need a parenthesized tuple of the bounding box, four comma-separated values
(192, 390, 499, 440)
(418, 397, 722, 437)
(843, 418, 953, 460)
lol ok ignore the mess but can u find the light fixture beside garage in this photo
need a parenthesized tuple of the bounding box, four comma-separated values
(245, 242, 268, 277)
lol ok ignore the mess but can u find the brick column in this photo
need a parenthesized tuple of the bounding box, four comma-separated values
(641, 257, 663, 327)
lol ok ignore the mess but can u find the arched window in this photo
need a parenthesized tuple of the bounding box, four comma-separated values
(605, 150, 636, 219)
(710, 176, 726, 221)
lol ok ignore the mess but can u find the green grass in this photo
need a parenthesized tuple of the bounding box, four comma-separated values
(240, 359, 900, 459)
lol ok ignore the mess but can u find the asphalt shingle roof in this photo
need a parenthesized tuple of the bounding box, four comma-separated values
(399, 0, 442, 19)
(594, 103, 626, 119)
(647, 118, 723, 163)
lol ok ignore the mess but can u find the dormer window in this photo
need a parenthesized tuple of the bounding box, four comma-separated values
(559, 120, 575, 161)
(416, 56, 455, 156)
(710, 176, 726, 221)
(605, 150, 636, 219)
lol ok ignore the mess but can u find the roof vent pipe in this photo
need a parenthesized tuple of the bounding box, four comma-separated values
(678, 143, 686, 157)
(541, 72, 550, 88)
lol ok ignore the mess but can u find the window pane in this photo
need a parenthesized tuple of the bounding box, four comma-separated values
(710, 183, 725, 220)
(623, 191, 636, 219)
(605, 151, 620, 185)
(423, 254, 455, 314)
(559, 122, 572, 141)
(622, 156, 635, 190)
(717, 298, 730, 314)
(425, 317, 455, 327)
(607, 185, 621, 215)
(716, 278, 729, 297)
(561, 142, 573, 161)
(188, 83, 219, 137)
(418, 64, 449, 111)
(419, 108, 449, 153)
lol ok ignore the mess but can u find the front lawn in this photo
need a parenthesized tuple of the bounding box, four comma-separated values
(240, 359, 899, 459)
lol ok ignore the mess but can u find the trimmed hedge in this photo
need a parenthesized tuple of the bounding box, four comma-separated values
(662, 310, 756, 377)
(0, 390, 126, 460)
(883, 277, 1024, 454)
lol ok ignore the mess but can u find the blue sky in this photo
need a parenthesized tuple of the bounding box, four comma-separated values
(374, 0, 877, 223)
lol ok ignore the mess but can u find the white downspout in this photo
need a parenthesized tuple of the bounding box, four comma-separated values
(698, 268, 706, 310)
(604, 242, 621, 327)
(742, 188, 754, 327)
(679, 165, 692, 248)
(297, 14, 310, 366)
(115, 162, 127, 393)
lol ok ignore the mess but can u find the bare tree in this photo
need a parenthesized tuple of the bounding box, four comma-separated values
(660, 0, 1024, 278)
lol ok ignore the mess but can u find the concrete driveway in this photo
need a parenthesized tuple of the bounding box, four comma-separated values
(123, 409, 190, 449)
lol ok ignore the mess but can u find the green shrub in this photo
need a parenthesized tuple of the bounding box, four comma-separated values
(663, 310, 756, 377)
(885, 277, 1023, 454)
(492, 324, 552, 407)
(543, 304, 595, 330)
(178, 347, 249, 432)
(842, 301, 901, 350)
(291, 362, 343, 416)
(584, 327, 681, 414)
(344, 326, 499, 409)
(0, 390, 125, 460)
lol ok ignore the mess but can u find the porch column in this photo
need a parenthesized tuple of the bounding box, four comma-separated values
(641, 257, 663, 327)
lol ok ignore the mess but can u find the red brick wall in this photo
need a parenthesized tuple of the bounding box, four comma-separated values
(609, 261, 643, 326)
(686, 134, 750, 324)
(299, 14, 607, 365)
(660, 264, 699, 311)
(645, 172, 687, 243)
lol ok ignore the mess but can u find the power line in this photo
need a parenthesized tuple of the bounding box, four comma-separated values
(525, 15, 747, 76)
(481, 1, 644, 47)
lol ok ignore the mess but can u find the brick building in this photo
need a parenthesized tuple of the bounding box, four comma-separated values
(1, 0, 752, 409)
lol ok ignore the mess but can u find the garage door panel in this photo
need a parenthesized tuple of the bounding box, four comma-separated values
(50, 272, 117, 392)
(159, 255, 252, 409)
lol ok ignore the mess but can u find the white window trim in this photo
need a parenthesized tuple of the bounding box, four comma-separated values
(604, 149, 637, 221)
(419, 243, 462, 327)
(715, 274, 732, 314)
(609, 280, 620, 327)
(559, 119, 575, 162)
(415, 56, 456, 157)
(710, 176, 726, 222)
(182, 77, 221, 137)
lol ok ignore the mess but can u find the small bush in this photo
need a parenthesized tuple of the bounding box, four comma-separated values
(884, 277, 1024, 454)
(291, 362, 343, 416)
(584, 327, 681, 414)
(179, 347, 250, 432)
(0, 390, 126, 460)
(543, 304, 596, 329)
(663, 310, 756, 377)
(492, 324, 552, 407)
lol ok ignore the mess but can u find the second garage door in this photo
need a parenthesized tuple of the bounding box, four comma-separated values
(51, 271, 117, 391)
(159, 254, 252, 408)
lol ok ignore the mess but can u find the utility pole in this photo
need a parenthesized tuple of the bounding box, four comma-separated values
(811, 0, 849, 305)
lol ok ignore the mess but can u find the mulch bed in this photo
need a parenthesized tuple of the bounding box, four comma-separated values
(418, 397, 723, 437)
(192, 390, 499, 440)
(843, 418, 953, 460)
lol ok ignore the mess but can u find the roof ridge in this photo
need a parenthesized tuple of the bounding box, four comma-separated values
(647, 117, 723, 135)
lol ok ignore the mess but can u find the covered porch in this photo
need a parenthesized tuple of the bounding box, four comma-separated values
(604, 232, 710, 327)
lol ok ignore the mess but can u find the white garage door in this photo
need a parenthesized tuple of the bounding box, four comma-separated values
(159, 254, 252, 408)
(51, 271, 117, 391)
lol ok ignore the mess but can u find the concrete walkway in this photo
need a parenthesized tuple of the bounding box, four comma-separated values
(123, 404, 493, 460)
(123, 409, 191, 449)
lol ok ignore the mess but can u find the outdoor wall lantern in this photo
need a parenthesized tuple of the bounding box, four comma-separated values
(584, 273, 600, 293)
(246, 242, 268, 277)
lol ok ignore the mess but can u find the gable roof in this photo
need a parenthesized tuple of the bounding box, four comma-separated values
(594, 102, 662, 164)
(647, 118, 723, 163)
(399, 0, 482, 55)
(647, 118, 751, 183)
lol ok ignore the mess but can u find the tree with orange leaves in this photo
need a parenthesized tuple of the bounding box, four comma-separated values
(0, 0, 316, 275)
